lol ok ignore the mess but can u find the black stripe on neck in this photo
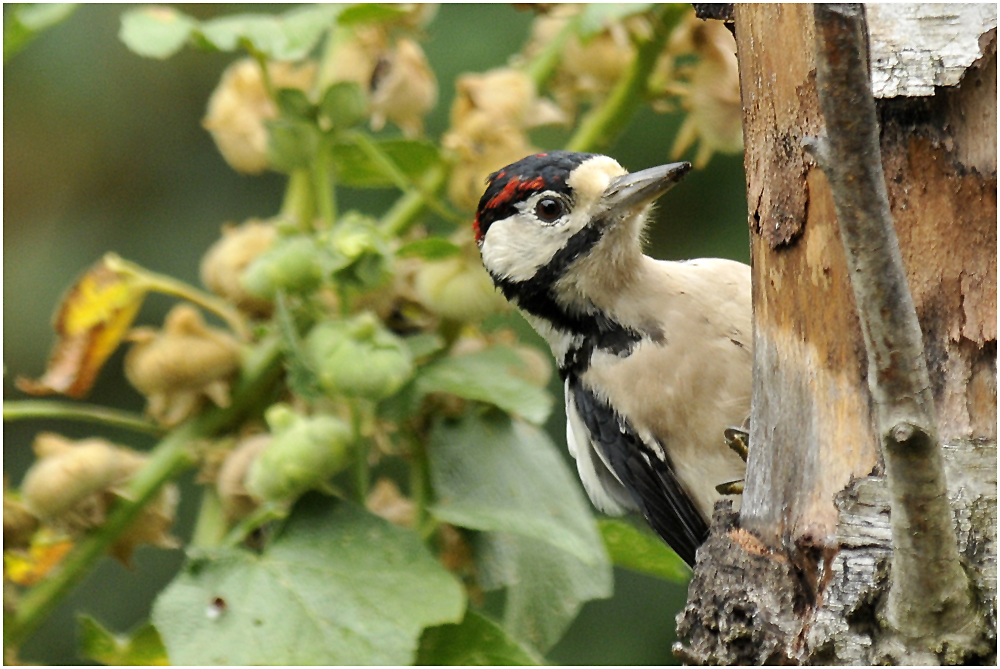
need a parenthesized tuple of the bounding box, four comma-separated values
(491, 219, 644, 367)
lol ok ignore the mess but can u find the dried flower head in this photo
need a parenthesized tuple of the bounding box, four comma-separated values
(216, 433, 271, 522)
(200, 219, 278, 316)
(443, 68, 563, 211)
(369, 37, 438, 137)
(523, 7, 644, 115)
(203, 58, 317, 174)
(667, 15, 743, 167)
(19, 433, 179, 563)
(366, 478, 416, 529)
(125, 304, 242, 426)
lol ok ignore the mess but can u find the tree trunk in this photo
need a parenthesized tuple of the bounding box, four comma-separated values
(675, 4, 996, 664)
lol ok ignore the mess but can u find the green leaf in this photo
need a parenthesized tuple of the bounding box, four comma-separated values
(195, 5, 338, 60)
(266, 118, 321, 173)
(476, 532, 613, 653)
(428, 412, 606, 567)
(78, 615, 167, 666)
(275, 88, 315, 120)
(598, 518, 691, 583)
(153, 494, 465, 665)
(416, 610, 543, 666)
(416, 347, 553, 424)
(118, 7, 195, 59)
(337, 4, 411, 26)
(396, 237, 462, 260)
(401, 333, 446, 360)
(577, 3, 654, 39)
(5, 4, 78, 63)
(273, 294, 322, 401)
(329, 138, 441, 188)
(319, 82, 369, 130)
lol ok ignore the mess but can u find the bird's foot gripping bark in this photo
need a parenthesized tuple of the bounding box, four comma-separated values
(716, 425, 750, 495)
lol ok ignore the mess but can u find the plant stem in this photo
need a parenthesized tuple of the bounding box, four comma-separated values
(2, 400, 163, 436)
(349, 131, 461, 223)
(280, 169, 316, 231)
(378, 163, 450, 237)
(103, 253, 250, 340)
(4, 339, 284, 651)
(312, 151, 336, 230)
(189, 487, 227, 549)
(565, 5, 683, 153)
(350, 401, 369, 504)
(523, 12, 579, 88)
(409, 432, 434, 539)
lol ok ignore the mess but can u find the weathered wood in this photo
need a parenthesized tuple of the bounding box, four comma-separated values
(675, 3, 997, 664)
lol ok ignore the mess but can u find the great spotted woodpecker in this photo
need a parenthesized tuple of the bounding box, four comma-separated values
(474, 151, 751, 566)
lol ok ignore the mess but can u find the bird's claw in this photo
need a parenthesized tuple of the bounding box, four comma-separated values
(716, 479, 744, 495)
(724, 426, 750, 462)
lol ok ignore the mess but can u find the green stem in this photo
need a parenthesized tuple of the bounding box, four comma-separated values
(408, 431, 435, 540)
(103, 253, 250, 341)
(378, 163, 450, 237)
(2, 400, 163, 436)
(312, 151, 336, 230)
(564, 6, 682, 153)
(523, 13, 579, 88)
(189, 487, 228, 549)
(350, 401, 369, 504)
(4, 339, 284, 651)
(280, 169, 316, 231)
(349, 132, 461, 223)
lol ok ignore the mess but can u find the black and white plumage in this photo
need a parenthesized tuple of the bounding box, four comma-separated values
(475, 151, 751, 566)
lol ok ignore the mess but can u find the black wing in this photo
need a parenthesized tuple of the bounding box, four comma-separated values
(570, 380, 709, 566)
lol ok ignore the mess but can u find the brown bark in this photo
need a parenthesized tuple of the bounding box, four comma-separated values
(675, 3, 997, 664)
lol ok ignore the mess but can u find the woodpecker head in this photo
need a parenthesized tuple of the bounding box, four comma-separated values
(474, 151, 691, 316)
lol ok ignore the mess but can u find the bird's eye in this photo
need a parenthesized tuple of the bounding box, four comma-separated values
(534, 197, 565, 222)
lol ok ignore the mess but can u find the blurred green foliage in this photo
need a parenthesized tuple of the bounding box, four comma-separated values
(4, 4, 748, 665)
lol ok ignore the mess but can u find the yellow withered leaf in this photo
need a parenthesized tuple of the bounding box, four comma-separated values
(3, 532, 75, 586)
(17, 257, 148, 398)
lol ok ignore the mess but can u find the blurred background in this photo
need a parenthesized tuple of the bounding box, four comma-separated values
(3, 4, 748, 665)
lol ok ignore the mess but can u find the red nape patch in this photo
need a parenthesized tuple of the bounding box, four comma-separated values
(486, 176, 546, 211)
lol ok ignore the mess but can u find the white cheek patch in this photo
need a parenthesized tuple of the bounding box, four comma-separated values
(480, 215, 579, 283)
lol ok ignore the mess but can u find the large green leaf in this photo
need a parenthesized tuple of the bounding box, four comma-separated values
(119, 7, 195, 59)
(417, 348, 553, 425)
(77, 615, 167, 666)
(428, 412, 606, 567)
(5, 4, 78, 63)
(416, 610, 543, 665)
(476, 532, 613, 653)
(120, 5, 339, 61)
(329, 138, 441, 188)
(577, 4, 654, 39)
(152, 494, 465, 665)
(598, 518, 691, 583)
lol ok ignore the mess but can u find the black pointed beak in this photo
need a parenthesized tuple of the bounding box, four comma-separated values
(600, 161, 692, 216)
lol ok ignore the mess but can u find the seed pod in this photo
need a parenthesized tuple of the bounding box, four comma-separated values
(203, 58, 317, 174)
(124, 305, 241, 426)
(200, 219, 278, 316)
(216, 434, 271, 521)
(240, 235, 325, 300)
(244, 406, 354, 503)
(21, 433, 145, 520)
(305, 313, 415, 401)
(414, 254, 508, 322)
